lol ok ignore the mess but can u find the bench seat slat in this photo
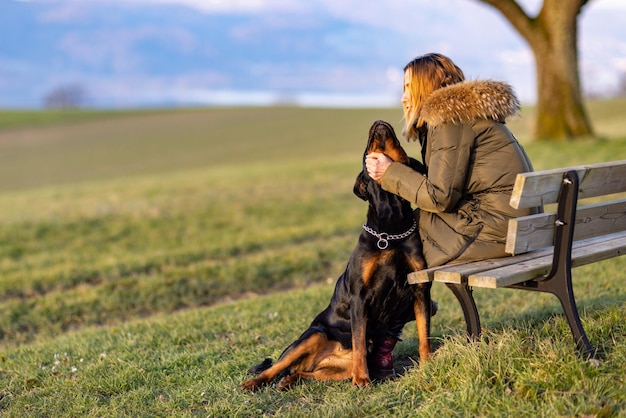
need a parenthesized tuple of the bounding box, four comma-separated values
(506, 198, 626, 254)
(510, 160, 626, 209)
(468, 233, 626, 288)
(408, 262, 473, 284)
(410, 246, 557, 285)
(407, 231, 626, 286)
(430, 247, 555, 284)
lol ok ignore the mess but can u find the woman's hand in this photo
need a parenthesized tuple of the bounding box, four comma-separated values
(365, 152, 392, 183)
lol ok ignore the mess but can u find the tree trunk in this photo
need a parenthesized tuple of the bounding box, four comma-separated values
(478, 0, 594, 141)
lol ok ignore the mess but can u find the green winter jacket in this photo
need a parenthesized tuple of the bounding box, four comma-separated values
(381, 80, 537, 267)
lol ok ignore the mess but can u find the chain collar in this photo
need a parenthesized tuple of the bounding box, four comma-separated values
(362, 220, 417, 250)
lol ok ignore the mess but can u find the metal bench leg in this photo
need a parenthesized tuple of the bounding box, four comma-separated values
(445, 283, 481, 340)
(513, 271, 596, 358)
(536, 272, 596, 358)
(552, 280, 595, 358)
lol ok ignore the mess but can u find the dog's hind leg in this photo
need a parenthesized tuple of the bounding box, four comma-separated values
(240, 332, 337, 392)
(276, 343, 353, 390)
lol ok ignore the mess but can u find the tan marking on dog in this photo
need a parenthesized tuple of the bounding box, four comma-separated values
(413, 283, 432, 362)
(361, 255, 378, 287)
(385, 147, 409, 163)
(361, 251, 395, 286)
(351, 320, 370, 387)
(367, 125, 409, 164)
(276, 340, 353, 389)
(408, 256, 426, 272)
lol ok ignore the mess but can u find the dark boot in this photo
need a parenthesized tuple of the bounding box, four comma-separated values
(368, 336, 401, 381)
(368, 300, 438, 381)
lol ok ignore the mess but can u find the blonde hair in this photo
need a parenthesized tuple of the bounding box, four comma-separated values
(402, 53, 465, 141)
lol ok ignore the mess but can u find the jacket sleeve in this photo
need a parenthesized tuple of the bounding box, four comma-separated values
(381, 122, 474, 213)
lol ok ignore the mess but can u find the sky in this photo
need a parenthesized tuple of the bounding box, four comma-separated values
(1, 0, 625, 108)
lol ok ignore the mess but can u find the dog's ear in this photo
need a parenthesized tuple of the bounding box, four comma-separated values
(353, 171, 369, 201)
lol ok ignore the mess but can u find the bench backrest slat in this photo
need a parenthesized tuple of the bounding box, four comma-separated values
(510, 160, 626, 210)
(506, 198, 626, 254)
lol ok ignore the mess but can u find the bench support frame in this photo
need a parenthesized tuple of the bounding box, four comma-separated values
(453, 171, 596, 357)
(445, 283, 481, 338)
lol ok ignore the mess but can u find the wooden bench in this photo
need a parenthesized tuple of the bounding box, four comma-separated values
(408, 160, 626, 358)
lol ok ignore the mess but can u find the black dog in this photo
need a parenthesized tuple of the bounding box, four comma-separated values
(240, 120, 433, 391)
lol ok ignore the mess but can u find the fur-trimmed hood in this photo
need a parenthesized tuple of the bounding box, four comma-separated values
(420, 80, 520, 127)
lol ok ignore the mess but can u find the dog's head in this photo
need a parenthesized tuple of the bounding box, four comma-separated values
(364, 119, 409, 165)
(353, 120, 422, 202)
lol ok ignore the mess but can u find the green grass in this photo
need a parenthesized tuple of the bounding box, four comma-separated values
(0, 107, 403, 192)
(1, 101, 626, 416)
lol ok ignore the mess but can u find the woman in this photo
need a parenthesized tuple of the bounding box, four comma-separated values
(365, 53, 537, 375)
(366, 53, 537, 268)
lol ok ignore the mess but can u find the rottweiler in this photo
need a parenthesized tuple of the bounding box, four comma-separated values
(240, 120, 433, 391)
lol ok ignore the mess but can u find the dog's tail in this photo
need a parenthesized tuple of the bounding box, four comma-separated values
(246, 358, 273, 375)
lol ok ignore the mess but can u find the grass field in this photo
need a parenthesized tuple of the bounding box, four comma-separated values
(1, 101, 625, 416)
